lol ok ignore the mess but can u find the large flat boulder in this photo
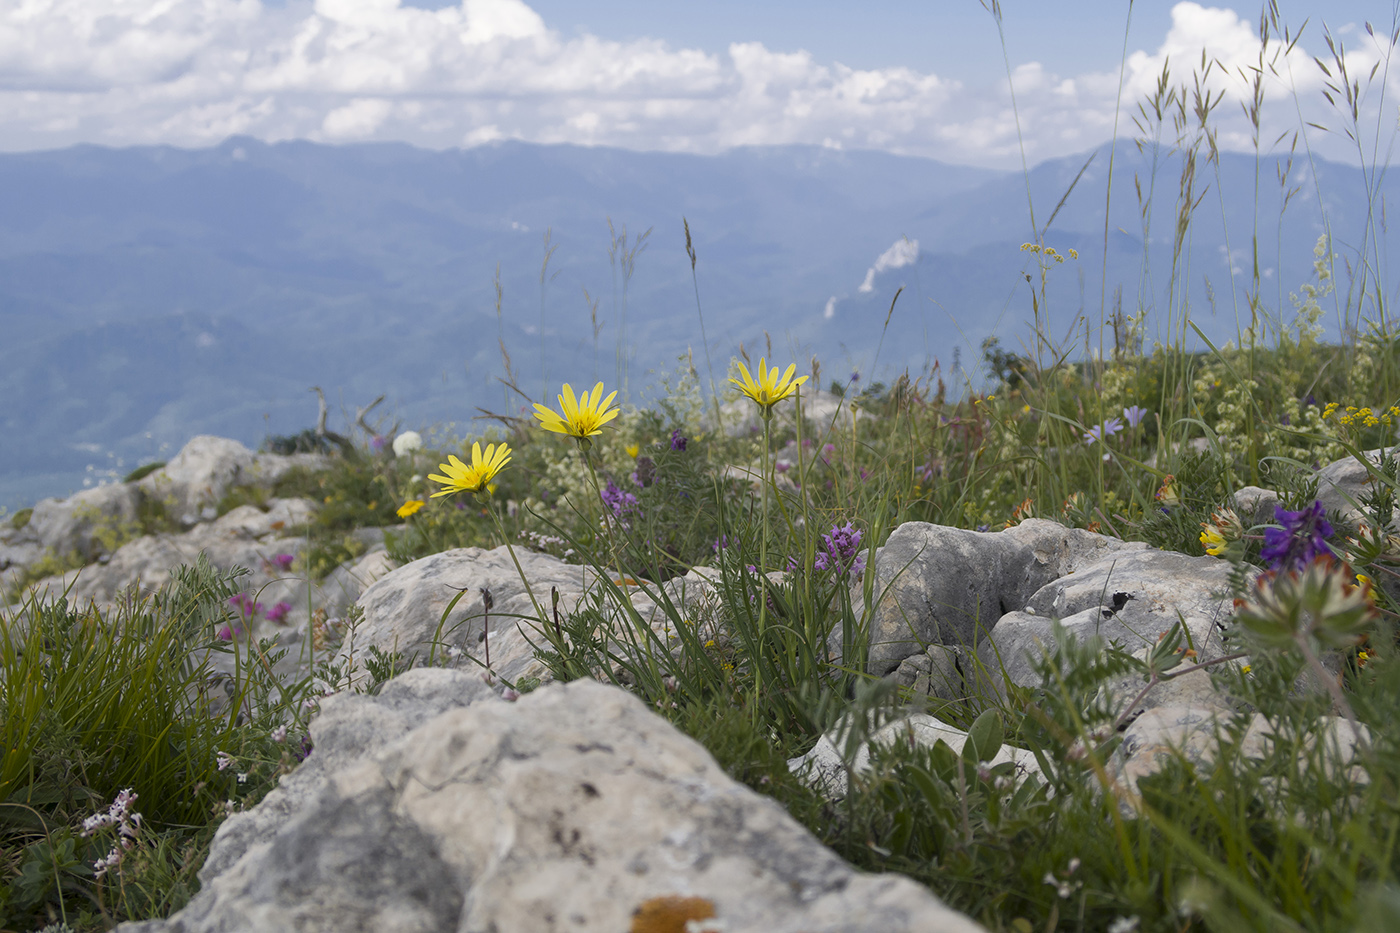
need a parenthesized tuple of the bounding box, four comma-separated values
(119, 673, 984, 933)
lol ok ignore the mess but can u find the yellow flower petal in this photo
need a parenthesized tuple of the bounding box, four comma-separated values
(533, 381, 621, 445)
(429, 442, 512, 497)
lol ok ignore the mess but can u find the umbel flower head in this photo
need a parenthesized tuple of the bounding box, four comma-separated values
(731, 358, 808, 414)
(534, 382, 620, 450)
(429, 442, 511, 497)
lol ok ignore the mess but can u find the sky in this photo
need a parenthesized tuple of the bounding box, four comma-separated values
(0, 0, 1396, 167)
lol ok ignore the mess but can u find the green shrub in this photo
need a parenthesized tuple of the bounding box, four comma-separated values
(121, 462, 165, 484)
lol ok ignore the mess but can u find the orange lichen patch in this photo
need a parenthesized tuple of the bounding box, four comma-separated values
(630, 895, 717, 933)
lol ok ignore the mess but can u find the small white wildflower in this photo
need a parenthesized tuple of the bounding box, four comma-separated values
(1107, 917, 1140, 933)
(216, 751, 235, 771)
(271, 724, 288, 743)
(392, 431, 423, 457)
(237, 772, 249, 783)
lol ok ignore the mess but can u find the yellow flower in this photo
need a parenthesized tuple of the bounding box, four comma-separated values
(625, 443, 640, 458)
(1241, 664, 1252, 675)
(428, 442, 512, 497)
(396, 499, 425, 518)
(533, 382, 620, 449)
(731, 358, 808, 413)
(1199, 506, 1242, 556)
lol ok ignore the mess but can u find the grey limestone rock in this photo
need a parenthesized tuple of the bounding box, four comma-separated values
(788, 712, 1042, 800)
(138, 435, 258, 524)
(120, 673, 984, 933)
(1232, 485, 1282, 527)
(1107, 705, 1371, 802)
(891, 644, 968, 701)
(859, 518, 1125, 675)
(1315, 447, 1390, 526)
(350, 546, 595, 685)
(24, 482, 143, 561)
(1018, 545, 1236, 657)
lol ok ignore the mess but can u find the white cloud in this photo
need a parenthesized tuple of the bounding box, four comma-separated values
(823, 295, 837, 319)
(0, 1, 1391, 166)
(859, 238, 919, 293)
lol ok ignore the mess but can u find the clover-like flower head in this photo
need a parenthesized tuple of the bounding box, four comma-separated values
(429, 442, 511, 497)
(533, 382, 620, 450)
(731, 358, 807, 414)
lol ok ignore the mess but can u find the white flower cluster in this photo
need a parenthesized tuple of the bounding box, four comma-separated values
(80, 788, 143, 879)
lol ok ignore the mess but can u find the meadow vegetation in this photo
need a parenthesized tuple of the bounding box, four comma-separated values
(5, 5, 1400, 931)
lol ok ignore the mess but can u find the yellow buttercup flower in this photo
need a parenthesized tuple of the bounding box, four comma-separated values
(533, 382, 620, 450)
(396, 499, 425, 518)
(428, 442, 512, 497)
(731, 358, 808, 413)
(625, 443, 640, 458)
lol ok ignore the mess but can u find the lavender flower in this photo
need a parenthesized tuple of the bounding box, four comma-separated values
(1122, 405, 1149, 428)
(814, 522, 866, 578)
(1083, 417, 1124, 444)
(600, 480, 639, 520)
(670, 429, 688, 451)
(1261, 502, 1334, 572)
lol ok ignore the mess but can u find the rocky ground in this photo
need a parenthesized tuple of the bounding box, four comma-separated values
(0, 434, 1382, 932)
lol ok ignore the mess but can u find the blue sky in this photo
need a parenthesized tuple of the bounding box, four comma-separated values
(1, 1, 1394, 166)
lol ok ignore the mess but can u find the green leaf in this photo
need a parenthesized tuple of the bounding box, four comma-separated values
(965, 709, 1004, 763)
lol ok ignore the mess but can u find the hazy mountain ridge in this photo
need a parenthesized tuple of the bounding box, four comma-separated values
(0, 137, 1392, 508)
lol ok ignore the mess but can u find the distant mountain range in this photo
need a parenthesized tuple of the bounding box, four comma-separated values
(1, 136, 1394, 509)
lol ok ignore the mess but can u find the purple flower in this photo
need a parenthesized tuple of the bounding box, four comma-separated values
(265, 601, 293, 624)
(370, 435, 386, 451)
(814, 522, 866, 578)
(775, 461, 791, 474)
(600, 480, 639, 520)
(1083, 417, 1124, 444)
(850, 372, 861, 383)
(216, 623, 244, 641)
(1122, 405, 1149, 428)
(670, 429, 688, 451)
(228, 593, 261, 621)
(270, 553, 295, 572)
(713, 534, 739, 552)
(1261, 502, 1333, 572)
